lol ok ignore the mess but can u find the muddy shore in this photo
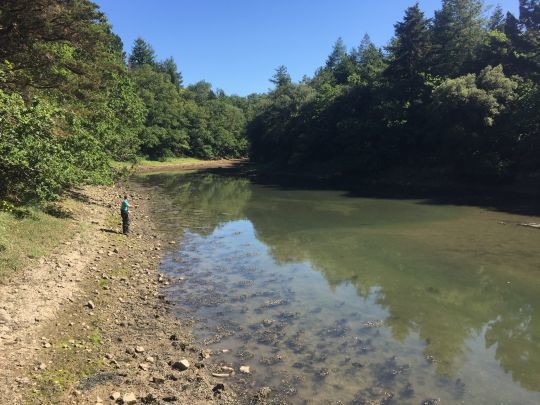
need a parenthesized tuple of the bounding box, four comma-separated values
(0, 170, 265, 404)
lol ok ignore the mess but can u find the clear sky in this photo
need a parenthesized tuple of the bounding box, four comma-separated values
(93, 0, 520, 96)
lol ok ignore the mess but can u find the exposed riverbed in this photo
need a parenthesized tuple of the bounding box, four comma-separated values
(138, 169, 540, 404)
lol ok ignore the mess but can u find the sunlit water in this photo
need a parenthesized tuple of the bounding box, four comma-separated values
(137, 170, 540, 404)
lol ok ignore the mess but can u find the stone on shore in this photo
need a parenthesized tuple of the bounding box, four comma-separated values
(123, 392, 137, 403)
(171, 359, 190, 371)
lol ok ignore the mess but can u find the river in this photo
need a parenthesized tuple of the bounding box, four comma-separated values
(136, 168, 540, 404)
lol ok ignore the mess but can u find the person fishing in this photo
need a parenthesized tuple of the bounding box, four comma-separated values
(120, 194, 130, 235)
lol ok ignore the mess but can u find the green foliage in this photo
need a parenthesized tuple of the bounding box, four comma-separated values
(128, 37, 156, 68)
(127, 38, 249, 161)
(157, 57, 183, 87)
(0, 91, 111, 202)
(130, 64, 190, 159)
(248, 1, 540, 184)
(431, 0, 487, 76)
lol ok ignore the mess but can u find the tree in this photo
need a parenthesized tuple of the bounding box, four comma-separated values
(325, 38, 347, 70)
(488, 5, 505, 31)
(128, 37, 156, 69)
(385, 3, 431, 99)
(350, 35, 387, 86)
(157, 57, 183, 87)
(270, 65, 292, 88)
(431, 0, 487, 76)
(431, 65, 518, 178)
(130, 65, 189, 159)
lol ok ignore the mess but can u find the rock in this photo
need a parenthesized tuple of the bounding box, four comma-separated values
(135, 346, 145, 353)
(142, 393, 158, 403)
(123, 392, 137, 404)
(171, 359, 190, 371)
(256, 387, 271, 398)
(86, 301, 95, 309)
(240, 366, 250, 374)
(113, 248, 119, 253)
(212, 383, 225, 395)
(200, 350, 211, 359)
(221, 366, 234, 373)
(145, 356, 155, 363)
(151, 376, 165, 384)
(139, 363, 149, 371)
(212, 373, 230, 378)
(38, 363, 47, 370)
(110, 392, 121, 401)
(519, 222, 540, 229)
(0, 309, 12, 324)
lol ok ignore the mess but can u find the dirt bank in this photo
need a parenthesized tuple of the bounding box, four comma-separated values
(0, 179, 256, 404)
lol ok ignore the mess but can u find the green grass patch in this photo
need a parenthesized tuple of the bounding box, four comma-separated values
(0, 205, 77, 282)
(88, 329, 102, 345)
(112, 156, 204, 170)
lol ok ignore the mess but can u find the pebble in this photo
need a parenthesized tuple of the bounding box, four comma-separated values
(110, 392, 121, 401)
(122, 392, 137, 404)
(0, 309, 12, 324)
(257, 387, 272, 398)
(171, 359, 190, 371)
(240, 366, 250, 374)
(221, 366, 234, 373)
(139, 363, 149, 371)
(135, 346, 145, 353)
(86, 301, 95, 309)
(212, 373, 230, 378)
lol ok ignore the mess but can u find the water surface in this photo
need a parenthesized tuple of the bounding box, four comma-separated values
(139, 170, 540, 404)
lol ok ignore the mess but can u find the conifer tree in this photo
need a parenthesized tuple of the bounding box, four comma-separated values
(385, 3, 431, 98)
(157, 57, 183, 87)
(128, 37, 156, 69)
(488, 5, 505, 31)
(431, 0, 487, 76)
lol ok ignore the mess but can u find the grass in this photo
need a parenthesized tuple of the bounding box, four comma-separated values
(0, 203, 79, 282)
(112, 156, 204, 170)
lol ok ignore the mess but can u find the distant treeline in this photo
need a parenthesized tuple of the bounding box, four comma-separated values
(0, 0, 252, 203)
(247, 0, 540, 183)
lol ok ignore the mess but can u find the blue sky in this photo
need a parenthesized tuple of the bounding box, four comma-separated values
(94, 0, 520, 96)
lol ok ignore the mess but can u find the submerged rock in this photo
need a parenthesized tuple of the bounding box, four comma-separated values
(239, 366, 250, 374)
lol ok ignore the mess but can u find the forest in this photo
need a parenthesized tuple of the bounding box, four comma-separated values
(248, 0, 540, 183)
(0, 0, 539, 205)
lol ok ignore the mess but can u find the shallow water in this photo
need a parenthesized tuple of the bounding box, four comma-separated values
(139, 170, 540, 404)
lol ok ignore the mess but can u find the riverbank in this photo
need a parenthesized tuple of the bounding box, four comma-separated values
(0, 179, 248, 404)
(115, 158, 248, 174)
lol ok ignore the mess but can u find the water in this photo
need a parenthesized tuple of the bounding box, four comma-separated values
(137, 170, 540, 404)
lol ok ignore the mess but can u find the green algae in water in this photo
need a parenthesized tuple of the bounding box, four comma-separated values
(140, 171, 540, 404)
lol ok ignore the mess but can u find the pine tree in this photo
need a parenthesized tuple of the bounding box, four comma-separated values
(128, 37, 156, 69)
(157, 57, 183, 87)
(431, 0, 487, 77)
(270, 65, 292, 88)
(325, 37, 347, 70)
(488, 4, 505, 31)
(385, 3, 431, 97)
